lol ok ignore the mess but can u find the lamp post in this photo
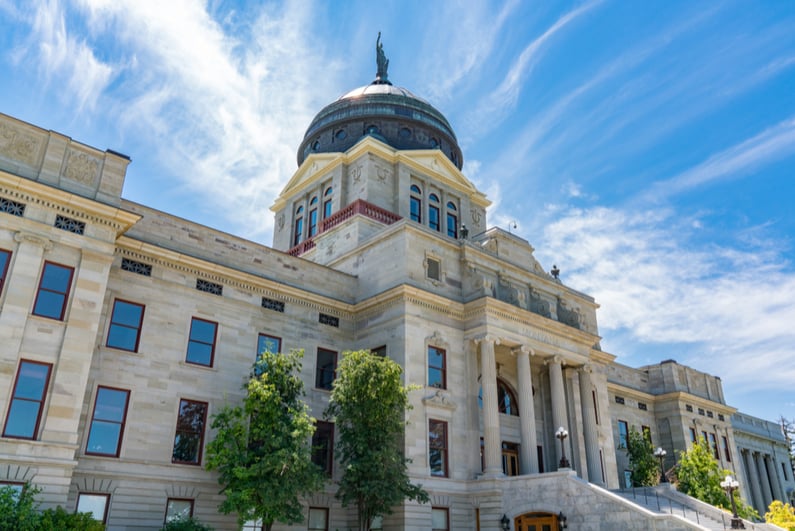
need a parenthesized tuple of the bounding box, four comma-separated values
(555, 426, 570, 469)
(654, 447, 668, 483)
(500, 514, 510, 531)
(720, 475, 745, 529)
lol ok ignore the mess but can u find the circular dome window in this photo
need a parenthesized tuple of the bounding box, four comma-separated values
(399, 127, 412, 139)
(335, 129, 347, 140)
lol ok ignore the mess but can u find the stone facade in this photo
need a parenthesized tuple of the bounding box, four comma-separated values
(0, 99, 792, 531)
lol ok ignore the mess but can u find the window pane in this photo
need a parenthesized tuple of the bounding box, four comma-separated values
(172, 400, 207, 464)
(77, 494, 108, 522)
(431, 508, 448, 529)
(39, 263, 71, 291)
(308, 508, 328, 530)
(166, 499, 193, 522)
(94, 388, 129, 421)
(257, 335, 281, 357)
(14, 363, 50, 399)
(86, 421, 122, 454)
(4, 400, 40, 437)
(186, 342, 213, 365)
(0, 249, 10, 290)
(447, 213, 457, 238)
(189, 319, 216, 343)
(112, 301, 143, 326)
(107, 326, 139, 350)
(87, 387, 129, 456)
(410, 197, 421, 223)
(429, 206, 440, 231)
(33, 291, 66, 319)
(3, 361, 51, 439)
(315, 349, 336, 390)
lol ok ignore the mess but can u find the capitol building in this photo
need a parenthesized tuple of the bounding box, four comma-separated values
(0, 43, 792, 530)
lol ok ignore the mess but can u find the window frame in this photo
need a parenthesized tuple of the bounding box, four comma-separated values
(32, 261, 74, 320)
(308, 507, 329, 531)
(427, 346, 446, 389)
(642, 425, 652, 444)
(85, 385, 131, 457)
(185, 317, 218, 367)
(293, 206, 304, 246)
(428, 193, 440, 232)
(2, 359, 52, 440)
(312, 421, 334, 477)
(171, 398, 209, 465)
(722, 436, 732, 462)
(106, 299, 145, 352)
(496, 379, 519, 416)
(314, 348, 337, 391)
(617, 420, 629, 449)
(164, 498, 194, 524)
(323, 187, 333, 219)
(431, 507, 449, 531)
(256, 333, 282, 360)
(446, 202, 458, 239)
(429, 419, 448, 478)
(308, 197, 319, 237)
(76, 492, 110, 524)
(0, 248, 10, 295)
(410, 185, 422, 223)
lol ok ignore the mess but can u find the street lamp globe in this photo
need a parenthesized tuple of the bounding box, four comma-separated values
(654, 447, 668, 483)
(720, 475, 744, 529)
(555, 427, 570, 469)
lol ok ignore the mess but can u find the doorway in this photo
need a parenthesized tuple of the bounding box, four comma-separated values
(514, 512, 559, 531)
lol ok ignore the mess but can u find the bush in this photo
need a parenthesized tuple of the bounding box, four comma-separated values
(39, 506, 105, 531)
(160, 517, 214, 531)
(0, 484, 105, 531)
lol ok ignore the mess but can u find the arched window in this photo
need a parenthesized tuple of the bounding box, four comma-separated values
(410, 185, 422, 223)
(293, 206, 304, 246)
(478, 378, 519, 416)
(429, 194, 440, 232)
(308, 197, 318, 237)
(446, 201, 458, 239)
(323, 187, 333, 218)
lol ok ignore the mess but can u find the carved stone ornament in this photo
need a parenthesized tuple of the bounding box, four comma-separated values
(422, 389, 456, 411)
(0, 122, 41, 166)
(375, 165, 392, 183)
(471, 208, 482, 225)
(14, 231, 53, 251)
(426, 331, 449, 348)
(351, 165, 362, 183)
(63, 149, 100, 186)
(277, 213, 285, 230)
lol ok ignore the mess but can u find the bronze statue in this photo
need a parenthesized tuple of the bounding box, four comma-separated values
(376, 32, 389, 83)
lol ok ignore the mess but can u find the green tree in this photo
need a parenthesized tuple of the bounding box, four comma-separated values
(674, 439, 758, 520)
(765, 500, 795, 530)
(205, 349, 323, 531)
(326, 350, 429, 531)
(160, 516, 214, 531)
(626, 426, 658, 487)
(0, 484, 104, 531)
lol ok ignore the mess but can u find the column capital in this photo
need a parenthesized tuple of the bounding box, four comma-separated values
(511, 345, 533, 357)
(544, 354, 564, 366)
(473, 334, 500, 346)
(14, 231, 53, 251)
(579, 363, 593, 374)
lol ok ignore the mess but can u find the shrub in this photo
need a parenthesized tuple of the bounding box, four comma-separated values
(160, 517, 214, 531)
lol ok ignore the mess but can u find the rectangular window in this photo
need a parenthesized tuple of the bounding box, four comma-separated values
(2, 360, 52, 439)
(718, 413, 725, 422)
(446, 213, 457, 238)
(642, 425, 652, 444)
(783, 462, 789, 481)
(698, 408, 705, 416)
(722, 436, 732, 462)
(707, 410, 714, 418)
(701, 430, 708, 444)
(0, 248, 10, 294)
(502, 442, 520, 476)
(256, 334, 281, 360)
(431, 507, 449, 531)
(106, 300, 145, 352)
(165, 498, 194, 523)
(308, 507, 328, 531)
(120, 257, 152, 276)
(323, 199, 332, 219)
(312, 421, 334, 476)
(427, 346, 446, 389)
(0, 482, 24, 500)
(685, 404, 693, 412)
(708, 433, 719, 459)
(185, 318, 217, 367)
(689, 427, 697, 443)
(308, 209, 318, 237)
(293, 217, 303, 246)
(86, 386, 130, 457)
(615, 395, 625, 405)
(77, 493, 110, 523)
(617, 420, 628, 448)
(426, 258, 441, 281)
(429, 205, 440, 231)
(32, 261, 74, 320)
(370, 345, 387, 357)
(537, 445, 544, 473)
(638, 402, 647, 411)
(410, 196, 421, 223)
(172, 399, 208, 465)
(315, 349, 337, 390)
(429, 419, 448, 477)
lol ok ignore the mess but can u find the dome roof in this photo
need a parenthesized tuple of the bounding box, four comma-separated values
(297, 37, 463, 169)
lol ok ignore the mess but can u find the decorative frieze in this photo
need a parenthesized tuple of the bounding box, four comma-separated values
(0, 122, 42, 167)
(62, 149, 100, 187)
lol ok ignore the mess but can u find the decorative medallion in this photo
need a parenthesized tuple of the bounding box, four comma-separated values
(63, 149, 100, 186)
(0, 123, 41, 167)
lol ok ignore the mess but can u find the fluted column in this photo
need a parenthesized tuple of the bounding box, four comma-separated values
(745, 450, 765, 513)
(579, 365, 602, 484)
(546, 355, 568, 467)
(755, 452, 773, 507)
(765, 455, 784, 502)
(477, 336, 502, 477)
(514, 346, 538, 474)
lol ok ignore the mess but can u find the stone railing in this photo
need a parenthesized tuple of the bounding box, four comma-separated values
(287, 199, 402, 256)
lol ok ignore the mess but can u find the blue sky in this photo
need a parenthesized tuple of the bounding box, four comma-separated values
(1, 0, 794, 422)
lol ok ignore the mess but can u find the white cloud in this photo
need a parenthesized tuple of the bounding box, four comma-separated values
(539, 205, 795, 391)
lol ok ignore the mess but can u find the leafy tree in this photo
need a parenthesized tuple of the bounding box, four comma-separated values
(626, 426, 658, 487)
(205, 349, 323, 531)
(160, 516, 214, 531)
(674, 438, 758, 520)
(326, 350, 429, 531)
(765, 500, 795, 530)
(780, 416, 795, 473)
(0, 484, 104, 530)
(38, 506, 105, 531)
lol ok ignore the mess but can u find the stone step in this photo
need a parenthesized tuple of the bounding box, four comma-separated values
(612, 489, 730, 531)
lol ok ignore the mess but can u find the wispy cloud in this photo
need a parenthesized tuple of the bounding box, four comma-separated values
(642, 115, 795, 202)
(17, 0, 114, 111)
(539, 205, 795, 390)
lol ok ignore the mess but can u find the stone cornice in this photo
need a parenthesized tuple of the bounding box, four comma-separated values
(0, 171, 140, 235)
(652, 391, 737, 415)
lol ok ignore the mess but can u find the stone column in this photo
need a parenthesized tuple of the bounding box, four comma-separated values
(546, 355, 568, 467)
(764, 455, 783, 502)
(477, 336, 502, 477)
(579, 365, 602, 484)
(745, 450, 765, 514)
(514, 346, 538, 474)
(755, 452, 773, 508)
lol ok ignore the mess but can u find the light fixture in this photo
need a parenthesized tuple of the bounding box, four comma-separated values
(555, 426, 570, 469)
(500, 513, 510, 531)
(558, 511, 568, 530)
(720, 475, 744, 529)
(654, 447, 668, 483)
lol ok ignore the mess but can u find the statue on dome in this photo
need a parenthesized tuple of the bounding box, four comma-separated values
(375, 32, 390, 83)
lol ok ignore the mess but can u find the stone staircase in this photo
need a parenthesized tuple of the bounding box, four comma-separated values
(612, 486, 783, 531)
